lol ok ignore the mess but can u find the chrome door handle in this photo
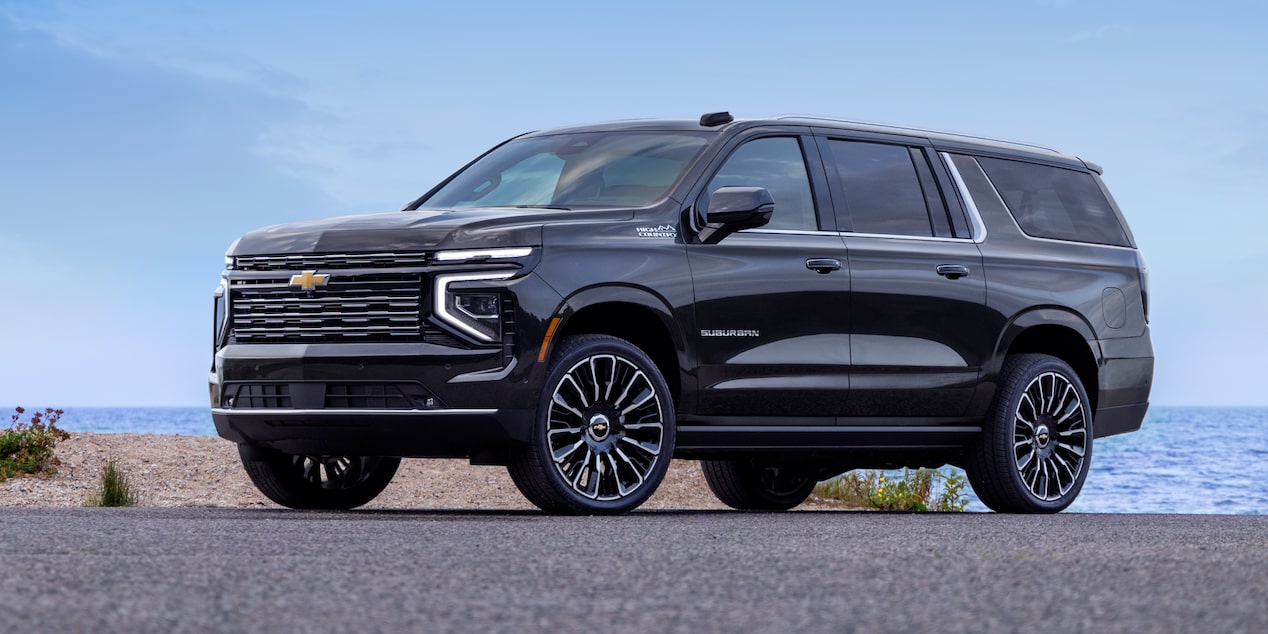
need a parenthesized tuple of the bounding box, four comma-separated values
(936, 264, 971, 280)
(806, 258, 842, 274)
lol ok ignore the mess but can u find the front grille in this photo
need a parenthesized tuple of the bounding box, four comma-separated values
(230, 273, 426, 342)
(234, 252, 430, 271)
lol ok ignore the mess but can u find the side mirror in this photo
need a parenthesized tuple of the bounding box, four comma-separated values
(699, 187, 774, 244)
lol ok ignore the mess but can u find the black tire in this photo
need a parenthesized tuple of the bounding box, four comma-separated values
(966, 354, 1093, 513)
(508, 334, 675, 515)
(238, 444, 400, 510)
(701, 459, 818, 511)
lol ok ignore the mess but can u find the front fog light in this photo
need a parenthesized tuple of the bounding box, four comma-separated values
(435, 272, 514, 342)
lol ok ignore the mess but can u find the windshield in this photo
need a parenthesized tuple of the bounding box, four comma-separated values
(418, 131, 710, 210)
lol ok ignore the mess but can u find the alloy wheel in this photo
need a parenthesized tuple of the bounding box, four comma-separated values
(545, 353, 666, 501)
(291, 455, 376, 490)
(1013, 371, 1088, 501)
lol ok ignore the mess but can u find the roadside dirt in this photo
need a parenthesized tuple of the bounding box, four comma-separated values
(0, 433, 852, 510)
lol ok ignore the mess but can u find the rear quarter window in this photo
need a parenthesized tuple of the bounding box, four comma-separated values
(976, 156, 1130, 247)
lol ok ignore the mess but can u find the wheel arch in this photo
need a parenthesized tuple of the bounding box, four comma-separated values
(545, 285, 687, 405)
(995, 308, 1101, 412)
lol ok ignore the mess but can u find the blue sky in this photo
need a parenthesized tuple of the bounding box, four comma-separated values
(1, 0, 1265, 407)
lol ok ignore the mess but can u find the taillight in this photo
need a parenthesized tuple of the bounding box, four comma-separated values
(1135, 251, 1149, 324)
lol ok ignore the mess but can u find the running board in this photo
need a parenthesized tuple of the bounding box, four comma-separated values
(674, 425, 981, 453)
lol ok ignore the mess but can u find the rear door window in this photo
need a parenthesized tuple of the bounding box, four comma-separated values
(825, 140, 949, 238)
(976, 157, 1130, 247)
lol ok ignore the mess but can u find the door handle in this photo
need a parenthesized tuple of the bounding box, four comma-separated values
(936, 264, 971, 280)
(806, 258, 842, 274)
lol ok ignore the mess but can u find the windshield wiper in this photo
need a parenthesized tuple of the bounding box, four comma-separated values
(510, 204, 572, 211)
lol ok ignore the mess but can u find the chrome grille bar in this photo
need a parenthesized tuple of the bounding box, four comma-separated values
(229, 272, 425, 342)
(233, 252, 430, 271)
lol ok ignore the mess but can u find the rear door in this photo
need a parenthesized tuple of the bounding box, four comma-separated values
(815, 130, 989, 418)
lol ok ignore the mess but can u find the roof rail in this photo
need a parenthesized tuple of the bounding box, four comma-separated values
(770, 114, 1060, 153)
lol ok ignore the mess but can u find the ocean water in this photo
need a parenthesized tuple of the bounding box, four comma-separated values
(29, 407, 217, 437)
(14, 406, 1267, 514)
(1063, 407, 1268, 515)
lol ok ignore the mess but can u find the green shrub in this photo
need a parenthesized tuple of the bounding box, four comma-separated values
(84, 455, 139, 507)
(814, 468, 969, 512)
(1, 407, 70, 481)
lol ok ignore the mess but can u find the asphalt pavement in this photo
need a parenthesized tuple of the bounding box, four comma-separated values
(1, 508, 1264, 633)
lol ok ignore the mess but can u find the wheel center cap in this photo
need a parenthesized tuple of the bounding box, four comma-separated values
(1035, 424, 1052, 448)
(588, 413, 611, 441)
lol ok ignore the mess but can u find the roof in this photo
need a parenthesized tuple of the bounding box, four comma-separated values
(517, 113, 1093, 171)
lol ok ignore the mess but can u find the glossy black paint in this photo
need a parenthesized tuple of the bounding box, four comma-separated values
(212, 115, 1153, 466)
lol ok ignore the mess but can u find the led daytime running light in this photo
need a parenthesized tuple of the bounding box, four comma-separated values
(435, 247, 532, 262)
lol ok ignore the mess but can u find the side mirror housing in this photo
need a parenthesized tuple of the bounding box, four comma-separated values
(699, 187, 774, 244)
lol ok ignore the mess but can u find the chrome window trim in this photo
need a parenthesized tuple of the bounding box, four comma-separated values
(743, 226, 974, 243)
(839, 231, 975, 244)
(742, 228, 840, 237)
(939, 152, 989, 244)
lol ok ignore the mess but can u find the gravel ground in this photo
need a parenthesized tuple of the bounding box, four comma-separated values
(0, 432, 850, 511)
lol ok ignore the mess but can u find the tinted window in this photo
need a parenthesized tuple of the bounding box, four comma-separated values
(976, 156, 1129, 247)
(705, 137, 817, 231)
(828, 140, 937, 237)
(421, 132, 709, 210)
(948, 153, 1010, 227)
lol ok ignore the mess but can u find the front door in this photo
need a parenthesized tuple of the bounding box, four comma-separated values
(686, 132, 851, 419)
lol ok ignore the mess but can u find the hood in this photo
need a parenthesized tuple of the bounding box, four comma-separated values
(230, 207, 632, 256)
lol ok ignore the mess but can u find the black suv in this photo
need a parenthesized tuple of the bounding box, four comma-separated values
(211, 112, 1153, 514)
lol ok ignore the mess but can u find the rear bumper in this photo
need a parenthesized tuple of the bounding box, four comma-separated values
(1093, 402, 1149, 438)
(1095, 329, 1154, 438)
(212, 407, 534, 459)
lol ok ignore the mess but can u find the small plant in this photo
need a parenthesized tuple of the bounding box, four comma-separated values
(813, 468, 969, 512)
(84, 455, 140, 507)
(1, 407, 70, 481)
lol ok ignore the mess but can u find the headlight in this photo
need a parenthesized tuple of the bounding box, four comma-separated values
(213, 279, 227, 350)
(434, 271, 514, 342)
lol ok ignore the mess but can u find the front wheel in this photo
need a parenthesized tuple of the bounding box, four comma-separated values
(701, 459, 818, 510)
(966, 354, 1093, 513)
(238, 445, 400, 510)
(508, 334, 675, 515)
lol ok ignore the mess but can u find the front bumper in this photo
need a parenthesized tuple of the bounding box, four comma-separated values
(209, 341, 543, 459)
(211, 406, 533, 459)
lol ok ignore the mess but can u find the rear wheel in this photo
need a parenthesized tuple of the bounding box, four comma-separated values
(238, 445, 400, 510)
(966, 354, 1093, 513)
(701, 459, 818, 511)
(508, 334, 675, 515)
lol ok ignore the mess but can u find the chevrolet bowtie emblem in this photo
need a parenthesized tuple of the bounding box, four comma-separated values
(289, 270, 330, 291)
